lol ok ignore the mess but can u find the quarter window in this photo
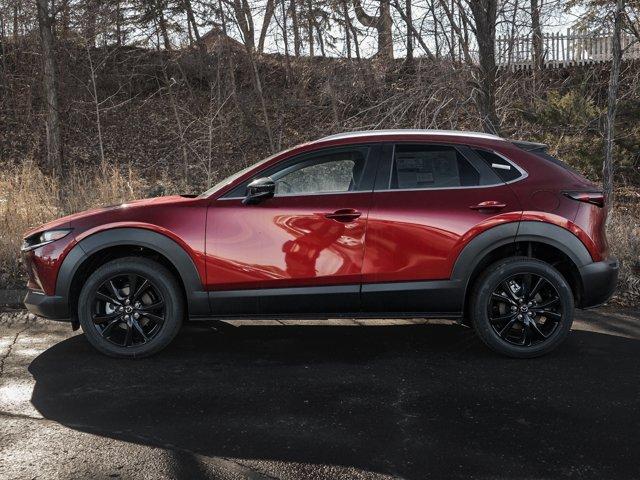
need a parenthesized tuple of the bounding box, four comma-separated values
(474, 149, 523, 182)
(391, 145, 480, 189)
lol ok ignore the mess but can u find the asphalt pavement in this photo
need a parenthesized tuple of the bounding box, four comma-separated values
(1, 308, 639, 480)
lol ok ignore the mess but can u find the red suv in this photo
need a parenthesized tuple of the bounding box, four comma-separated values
(22, 130, 618, 358)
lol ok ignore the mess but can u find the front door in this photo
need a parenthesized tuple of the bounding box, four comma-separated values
(206, 145, 378, 316)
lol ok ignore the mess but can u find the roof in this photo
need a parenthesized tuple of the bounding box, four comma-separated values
(316, 129, 505, 143)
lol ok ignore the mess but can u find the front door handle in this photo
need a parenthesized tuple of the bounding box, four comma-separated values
(469, 201, 507, 211)
(325, 208, 362, 222)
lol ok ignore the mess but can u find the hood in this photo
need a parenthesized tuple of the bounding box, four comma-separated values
(23, 195, 195, 237)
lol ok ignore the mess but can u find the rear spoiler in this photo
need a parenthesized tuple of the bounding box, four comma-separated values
(511, 140, 547, 152)
(512, 140, 588, 180)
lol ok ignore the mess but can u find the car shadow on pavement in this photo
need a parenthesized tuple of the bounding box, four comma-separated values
(29, 323, 640, 479)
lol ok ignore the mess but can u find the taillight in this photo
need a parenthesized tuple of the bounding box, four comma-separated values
(563, 191, 605, 208)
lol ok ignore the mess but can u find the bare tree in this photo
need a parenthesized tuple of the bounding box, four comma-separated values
(230, 0, 256, 50)
(258, 0, 276, 52)
(83, 0, 98, 46)
(353, 0, 393, 60)
(35, 0, 62, 170)
(290, 0, 301, 55)
(86, 45, 105, 163)
(405, 0, 413, 61)
(306, 0, 314, 55)
(341, 0, 352, 57)
(438, 0, 500, 133)
(467, 0, 501, 134)
(393, 0, 435, 59)
(603, 0, 625, 207)
(531, 0, 543, 69)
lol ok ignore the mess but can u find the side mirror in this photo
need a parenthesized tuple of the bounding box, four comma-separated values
(243, 177, 275, 205)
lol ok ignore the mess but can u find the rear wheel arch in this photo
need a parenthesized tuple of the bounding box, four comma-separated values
(57, 228, 208, 319)
(453, 221, 590, 318)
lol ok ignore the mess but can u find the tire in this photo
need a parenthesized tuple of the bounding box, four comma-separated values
(470, 257, 574, 358)
(78, 256, 184, 358)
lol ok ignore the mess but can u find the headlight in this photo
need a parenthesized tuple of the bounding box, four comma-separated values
(21, 229, 72, 251)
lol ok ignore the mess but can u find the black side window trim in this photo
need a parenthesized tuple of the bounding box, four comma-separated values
(456, 146, 504, 185)
(374, 142, 504, 192)
(221, 144, 380, 199)
(473, 147, 527, 183)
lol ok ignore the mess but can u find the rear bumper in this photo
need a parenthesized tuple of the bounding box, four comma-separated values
(578, 258, 619, 309)
(24, 290, 71, 321)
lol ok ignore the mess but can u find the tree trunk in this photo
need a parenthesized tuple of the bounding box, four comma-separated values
(393, 0, 434, 59)
(36, 0, 63, 170)
(115, 0, 122, 46)
(350, 21, 361, 60)
(84, 0, 97, 46)
(405, 0, 413, 61)
(86, 45, 105, 163)
(342, 0, 352, 58)
(159, 10, 172, 50)
(531, 0, 543, 70)
(353, 0, 393, 60)
(290, 0, 301, 56)
(603, 0, 625, 210)
(59, 0, 70, 41)
(184, 0, 201, 42)
(13, 3, 19, 42)
(432, 1, 439, 57)
(231, 0, 255, 50)
(450, 0, 456, 61)
(306, 0, 314, 57)
(258, 0, 276, 53)
(280, 0, 291, 79)
(315, 21, 325, 56)
(248, 51, 275, 151)
(468, 0, 500, 134)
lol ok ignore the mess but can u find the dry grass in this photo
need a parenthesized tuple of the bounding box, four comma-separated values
(0, 162, 153, 288)
(1, 165, 638, 307)
(608, 190, 640, 306)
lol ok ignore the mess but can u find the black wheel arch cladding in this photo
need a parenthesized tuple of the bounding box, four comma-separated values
(452, 220, 592, 297)
(56, 227, 208, 316)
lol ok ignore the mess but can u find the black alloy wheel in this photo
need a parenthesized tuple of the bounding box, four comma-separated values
(78, 257, 183, 358)
(471, 257, 574, 358)
(488, 273, 562, 347)
(91, 273, 166, 348)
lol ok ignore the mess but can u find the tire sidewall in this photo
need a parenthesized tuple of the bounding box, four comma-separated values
(78, 257, 183, 358)
(472, 258, 574, 358)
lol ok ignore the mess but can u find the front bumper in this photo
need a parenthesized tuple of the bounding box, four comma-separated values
(24, 290, 70, 321)
(578, 258, 619, 308)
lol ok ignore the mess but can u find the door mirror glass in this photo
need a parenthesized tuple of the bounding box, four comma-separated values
(243, 177, 275, 205)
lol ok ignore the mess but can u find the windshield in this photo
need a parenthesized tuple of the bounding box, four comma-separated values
(199, 149, 290, 198)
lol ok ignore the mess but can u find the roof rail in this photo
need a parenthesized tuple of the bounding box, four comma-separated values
(317, 129, 505, 142)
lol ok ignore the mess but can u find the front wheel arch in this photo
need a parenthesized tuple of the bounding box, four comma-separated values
(58, 228, 209, 320)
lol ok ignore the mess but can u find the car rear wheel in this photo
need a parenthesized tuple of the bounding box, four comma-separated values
(470, 257, 574, 358)
(78, 257, 183, 358)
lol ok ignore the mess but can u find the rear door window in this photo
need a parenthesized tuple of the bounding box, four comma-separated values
(389, 144, 499, 189)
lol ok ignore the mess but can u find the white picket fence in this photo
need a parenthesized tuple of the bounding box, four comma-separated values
(496, 27, 640, 69)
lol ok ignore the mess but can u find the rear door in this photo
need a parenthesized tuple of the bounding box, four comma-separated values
(361, 142, 522, 314)
(206, 145, 380, 316)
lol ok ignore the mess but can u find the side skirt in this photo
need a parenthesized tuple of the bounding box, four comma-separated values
(189, 312, 463, 321)
(194, 280, 464, 321)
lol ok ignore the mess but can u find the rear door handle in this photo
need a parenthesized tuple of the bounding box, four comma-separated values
(325, 208, 362, 222)
(469, 201, 507, 211)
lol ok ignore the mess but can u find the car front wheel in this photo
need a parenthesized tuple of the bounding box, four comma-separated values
(470, 257, 574, 358)
(77, 256, 184, 358)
